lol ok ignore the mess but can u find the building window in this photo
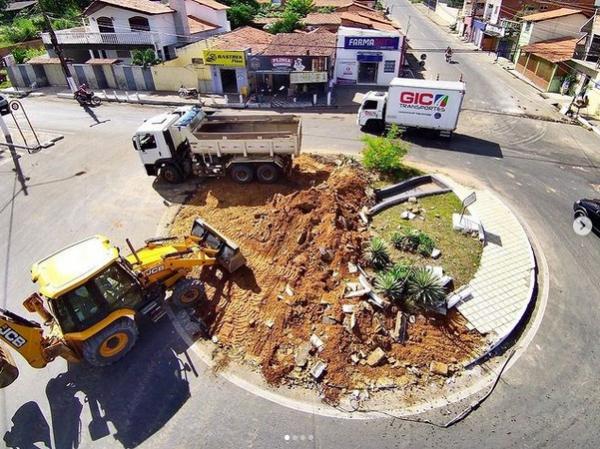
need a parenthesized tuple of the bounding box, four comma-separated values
(116, 50, 130, 58)
(97, 16, 114, 33)
(129, 16, 150, 32)
(384, 60, 396, 73)
(524, 22, 531, 32)
(311, 57, 326, 72)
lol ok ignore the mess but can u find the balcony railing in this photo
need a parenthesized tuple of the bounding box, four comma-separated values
(41, 29, 158, 46)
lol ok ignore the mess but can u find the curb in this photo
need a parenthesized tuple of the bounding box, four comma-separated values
(157, 168, 548, 420)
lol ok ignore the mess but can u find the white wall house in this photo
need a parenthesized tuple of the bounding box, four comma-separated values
(335, 27, 404, 86)
(517, 8, 587, 48)
(41, 0, 230, 63)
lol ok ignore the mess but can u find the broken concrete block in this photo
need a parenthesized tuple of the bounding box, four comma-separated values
(343, 313, 356, 332)
(285, 284, 294, 296)
(439, 275, 453, 288)
(297, 230, 307, 245)
(310, 334, 324, 351)
(401, 211, 416, 220)
(342, 304, 355, 314)
(350, 354, 360, 364)
(264, 319, 275, 328)
(408, 196, 417, 203)
(310, 361, 327, 380)
(431, 248, 441, 259)
(366, 347, 387, 367)
(430, 361, 449, 376)
(295, 342, 311, 367)
(426, 265, 444, 278)
(345, 288, 370, 299)
(348, 262, 358, 273)
(446, 286, 473, 309)
(211, 335, 219, 344)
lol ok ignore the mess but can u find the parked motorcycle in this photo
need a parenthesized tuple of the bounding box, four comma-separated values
(74, 91, 101, 106)
(178, 86, 198, 98)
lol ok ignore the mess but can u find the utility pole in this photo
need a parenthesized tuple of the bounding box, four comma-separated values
(0, 113, 28, 196)
(41, 11, 76, 92)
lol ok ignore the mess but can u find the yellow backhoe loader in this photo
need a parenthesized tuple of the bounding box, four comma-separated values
(0, 219, 245, 388)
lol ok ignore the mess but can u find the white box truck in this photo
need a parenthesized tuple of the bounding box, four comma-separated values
(358, 78, 466, 137)
(133, 106, 301, 184)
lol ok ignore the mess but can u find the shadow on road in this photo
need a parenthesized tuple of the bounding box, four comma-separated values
(81, 104, 110, 127)
(4, 317, 198, 449)
(404, 130, 504, 158)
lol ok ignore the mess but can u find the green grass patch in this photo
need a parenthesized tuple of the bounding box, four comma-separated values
(0, 69, 11, 89)
(371, 192, 482, 289)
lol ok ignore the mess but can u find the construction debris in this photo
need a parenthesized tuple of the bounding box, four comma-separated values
(171, 155, 484, 404)
(429, 361, 449, 376)
(431, 248, 441, 259)
(401, 211, 416, 220)
(366, 348, 387, 367)
(310, 361, 327, 379)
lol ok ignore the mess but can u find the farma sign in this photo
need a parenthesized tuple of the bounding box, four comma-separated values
(344, 36, 399, 50)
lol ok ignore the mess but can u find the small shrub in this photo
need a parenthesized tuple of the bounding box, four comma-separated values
(268, 10, 301, 33)
(407, 268, 446, 311)
(284, 0, 314, 16)
(417, 232, 435, 256)
(388, 262, 412, 282)
(375, 270, 404, 301)
(367, 237, 390, 270)
(390, 231, 404, 249)
(132, 49, 160, 67)
(361, 132, 409, 174)
(11, 47, 45, 64)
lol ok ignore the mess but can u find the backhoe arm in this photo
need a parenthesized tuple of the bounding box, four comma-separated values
(0, 307, 48, 369)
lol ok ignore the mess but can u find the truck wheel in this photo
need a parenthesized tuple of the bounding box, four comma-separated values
(171, 279, 206, 309)
(256, 164, 280, 183)
(159, 163, 184, 184)
(229, 164, 254, 184)
(83, 318, 138, 367)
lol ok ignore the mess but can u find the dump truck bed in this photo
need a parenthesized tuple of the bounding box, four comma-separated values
(188, 114, 302, 157)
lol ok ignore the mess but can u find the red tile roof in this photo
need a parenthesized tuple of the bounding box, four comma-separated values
(209, 26, 273, 53)
(521, 7, 582, 22)
(521, 37, 580, 63)
(188, 15, 219, 34)
(84, 0, 174, 15)
(313, 0, 354, 8)
(191, 0, 229, 10)
(261, 31, 337, 57)
(304, 12, 343, 26)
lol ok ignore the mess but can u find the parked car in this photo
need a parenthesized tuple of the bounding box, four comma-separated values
(0, 95, 9, 116)
(573, 198, 600, 230)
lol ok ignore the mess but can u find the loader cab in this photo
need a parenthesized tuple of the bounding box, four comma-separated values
(358, 91, 387, 128)
(31, 237, 144, 335)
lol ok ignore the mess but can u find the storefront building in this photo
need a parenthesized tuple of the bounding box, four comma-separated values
(335, 26, 404, 86)
(248, 31, 336, 98)
(202, 49, 249, 94)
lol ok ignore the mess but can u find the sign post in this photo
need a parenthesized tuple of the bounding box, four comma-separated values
(460, 192, 477, 221)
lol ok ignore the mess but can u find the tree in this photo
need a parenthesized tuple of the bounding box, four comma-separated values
(132, 49, 160, 68)
(268, 11, 301, 34)
(0, 18, 41, 43)
(228, 3, 257, 29)
(284, 0, 314, 17)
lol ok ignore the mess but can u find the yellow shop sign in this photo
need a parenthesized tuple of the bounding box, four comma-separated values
(202, 50, 246, 67)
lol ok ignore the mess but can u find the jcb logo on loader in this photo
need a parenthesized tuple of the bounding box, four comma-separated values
(143, 265, 165, 277)
(0, 325, 27, 348)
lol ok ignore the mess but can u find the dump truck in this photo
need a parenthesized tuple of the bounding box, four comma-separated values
(132, 106, 302, 184)
(0, 219, 245, 388)
(358, 78, 466, 137)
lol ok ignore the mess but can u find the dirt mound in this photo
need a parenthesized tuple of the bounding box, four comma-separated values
(171, 155, 483, 404)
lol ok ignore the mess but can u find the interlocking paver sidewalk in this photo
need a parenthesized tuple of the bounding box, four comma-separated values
(438, 175, 536, 347)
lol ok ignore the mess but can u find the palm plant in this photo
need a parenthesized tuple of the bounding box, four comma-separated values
(367, 237, 390, 270)
(407, 267, 446, 311)
(375, 270, 404, 302)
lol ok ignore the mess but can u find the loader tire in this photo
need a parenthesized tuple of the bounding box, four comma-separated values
(171, 279, 206, 309)
(83, 318, 138, 367)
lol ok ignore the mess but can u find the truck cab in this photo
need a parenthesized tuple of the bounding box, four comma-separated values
(358, 91, 387, 131)
(132, 106, 201, 183)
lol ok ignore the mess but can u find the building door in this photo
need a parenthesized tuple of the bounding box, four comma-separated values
(358, 62, 378, 84)
(272, 73, 289, 92)
(220, 69, 238, 93)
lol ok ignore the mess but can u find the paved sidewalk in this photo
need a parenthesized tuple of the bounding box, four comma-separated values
(438, 175, 536, 347)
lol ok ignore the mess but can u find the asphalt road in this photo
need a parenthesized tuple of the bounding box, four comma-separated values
(2, 4, 600, 448)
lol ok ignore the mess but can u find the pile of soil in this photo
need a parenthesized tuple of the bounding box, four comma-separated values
(171, 155, 483, 403)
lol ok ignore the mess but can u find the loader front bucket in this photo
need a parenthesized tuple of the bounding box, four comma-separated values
(191, 219, 246, 273)
(0, 342, 19, 388)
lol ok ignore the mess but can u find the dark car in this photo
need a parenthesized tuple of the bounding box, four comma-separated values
(0, 95, 8, 116)
(574, 198, 600, 230)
